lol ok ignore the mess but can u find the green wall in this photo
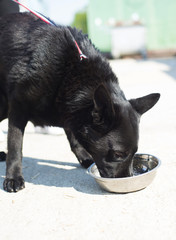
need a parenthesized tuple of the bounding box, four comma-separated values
(87, 0, 176, 52)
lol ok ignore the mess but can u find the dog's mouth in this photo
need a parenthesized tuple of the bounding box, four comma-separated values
(94, 153, 134, 178)
(98, 166, 133, 178)
(100, 172, 132, 178)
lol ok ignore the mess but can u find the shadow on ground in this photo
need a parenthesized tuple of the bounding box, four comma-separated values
(0, 156, 110, 195)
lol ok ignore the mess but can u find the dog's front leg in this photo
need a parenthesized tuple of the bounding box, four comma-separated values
(3, 110, 27, 192)
(64, 128, 94, 168)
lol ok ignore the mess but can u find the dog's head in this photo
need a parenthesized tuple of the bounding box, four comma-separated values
(78, 83, 160, 178)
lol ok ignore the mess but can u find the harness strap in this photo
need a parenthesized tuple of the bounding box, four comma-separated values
(12, 0, 88, 61)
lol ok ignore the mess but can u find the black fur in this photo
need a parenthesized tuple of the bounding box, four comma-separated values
(0, 13, 160, 192)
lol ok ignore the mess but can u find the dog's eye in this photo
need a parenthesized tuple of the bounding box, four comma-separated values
(107, 150, 128, 162)
(113, 151, 127, 162)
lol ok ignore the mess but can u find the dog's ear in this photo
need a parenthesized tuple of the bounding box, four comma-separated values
(92, 84, 115, 126)
(129, 93, 160, 115)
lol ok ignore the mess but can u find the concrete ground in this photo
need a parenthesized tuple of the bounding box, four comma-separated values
(0, 58, 176, 240)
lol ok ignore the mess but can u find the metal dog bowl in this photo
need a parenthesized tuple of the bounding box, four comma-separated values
(88, 153, 161, 193)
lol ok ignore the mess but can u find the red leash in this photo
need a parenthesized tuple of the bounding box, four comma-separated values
(12, 0, 53, 25)
(12, 0, 87, 61)
(74, 40, 88, 60)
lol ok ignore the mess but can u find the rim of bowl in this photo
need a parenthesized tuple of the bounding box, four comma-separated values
(88, 153, 161, 181)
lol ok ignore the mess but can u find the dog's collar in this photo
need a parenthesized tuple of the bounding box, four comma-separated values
(12, 0, 88, 61)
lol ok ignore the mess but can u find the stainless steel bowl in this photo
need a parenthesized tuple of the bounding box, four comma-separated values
(88, 153, 161, 193)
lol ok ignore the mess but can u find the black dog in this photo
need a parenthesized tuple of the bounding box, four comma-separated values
(0, 13, 160, 192)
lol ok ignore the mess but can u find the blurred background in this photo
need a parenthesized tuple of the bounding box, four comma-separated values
(0, 0, 176, 59)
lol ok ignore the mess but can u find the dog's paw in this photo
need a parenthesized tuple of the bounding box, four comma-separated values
(79, 158, 94, 168)
(3, 176, 25, 192)
(73, 146, 94, 168)
(77, 150, 94, 168)
(0, 151, 6, 161)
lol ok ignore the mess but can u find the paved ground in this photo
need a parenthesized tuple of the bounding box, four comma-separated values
(0, 58, 176, 240)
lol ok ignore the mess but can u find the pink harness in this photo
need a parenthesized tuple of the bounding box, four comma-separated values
(12, 0, 88, 61)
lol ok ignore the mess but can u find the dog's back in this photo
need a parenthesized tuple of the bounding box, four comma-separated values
(0, 12, 118, 127)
